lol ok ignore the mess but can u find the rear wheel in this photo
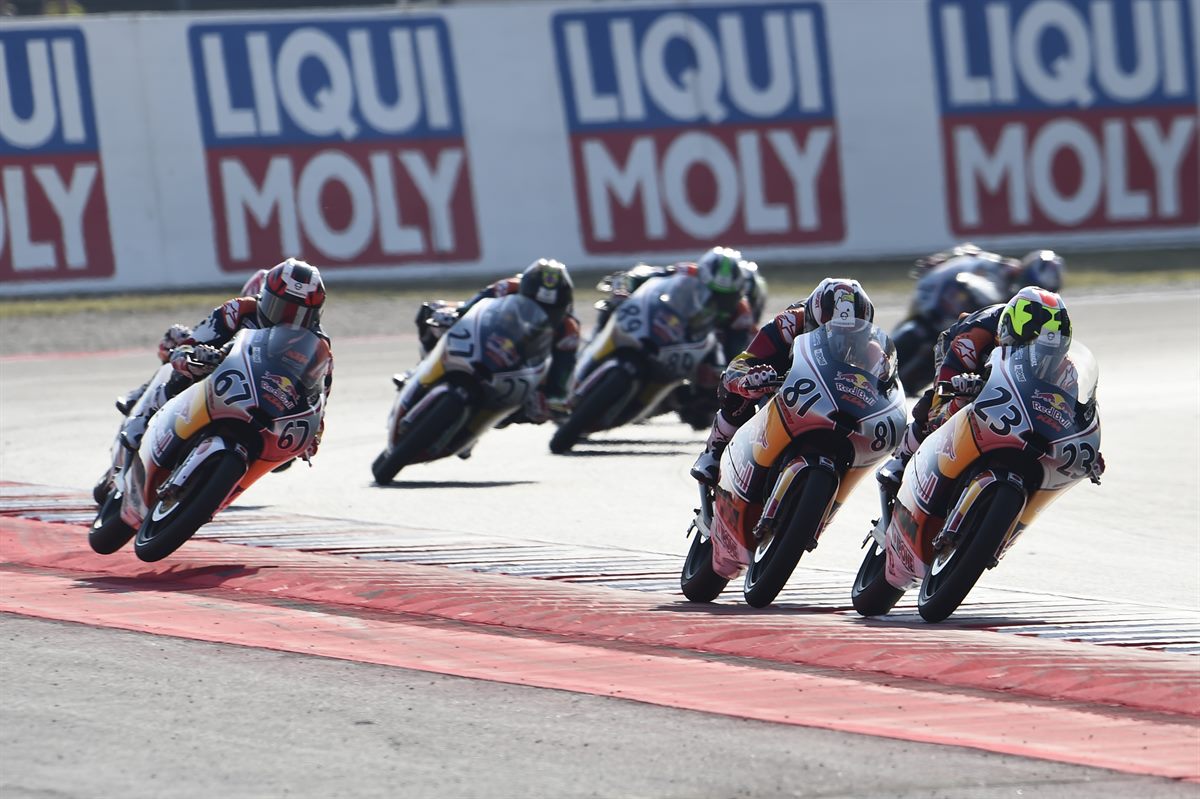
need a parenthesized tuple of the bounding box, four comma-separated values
(851, 538, 905, 617)
(88, 489, 135, 555)
(680, 529, 729, 602)
(742, 468, 838, 608)
(550, 369, 634, 454)
(893, 325, 934, 397)
(133, 449, 246, 562)
(917, 481, 1026, 622)
(372, 391, 468, 484)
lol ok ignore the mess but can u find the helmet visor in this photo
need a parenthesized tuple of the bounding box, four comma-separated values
(259, 291, 319, 328)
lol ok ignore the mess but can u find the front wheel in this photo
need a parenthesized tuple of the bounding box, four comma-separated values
(88, 490, 135, 555)
(742, 468, 839, 608)
(917, 481, 1026, 622)
(680, 528, 729, 602)
(550, 368, 634, 454)
(372, 390, 468, 484)
(133, 449, 246, 562)
(851, 538, 905, 617)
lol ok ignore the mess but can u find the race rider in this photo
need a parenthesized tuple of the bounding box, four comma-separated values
(114, 267, 275, 416)
(690, 278, 876, 484)
(877, 286, 1102, 496)
(917, 242, 1066, 296)
(412, 258, 580, 424)
(120, 258, 332, 459)
(592, 246, 758, 350)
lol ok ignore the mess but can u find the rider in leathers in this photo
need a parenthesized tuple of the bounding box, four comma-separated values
(120, 259, 333, 459)
(877, 285, 1103, 496)
(690, 278, 876, 484)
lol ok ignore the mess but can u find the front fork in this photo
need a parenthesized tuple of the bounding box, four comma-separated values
(865, 457, 904, 548)
(689, 482, 715, 541)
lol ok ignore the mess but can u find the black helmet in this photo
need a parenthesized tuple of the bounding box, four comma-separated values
(258, 258, 325, 329)
(518, 258, 573, 326)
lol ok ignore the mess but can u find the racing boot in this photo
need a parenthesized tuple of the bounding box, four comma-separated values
(689, 410, 738, 485)
(876, 423, 922, 499)
(119, 413, 149, 452)
(115, 381, 148, 416)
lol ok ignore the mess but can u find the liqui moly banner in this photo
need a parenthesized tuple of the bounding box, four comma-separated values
(552, 3, 844, 254)
(932, 0, 1200, 235)
(0, 28, 114, 283)
(188, 17, 480, 272)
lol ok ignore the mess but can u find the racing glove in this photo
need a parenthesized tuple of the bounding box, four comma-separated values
(727, 365, 778, 399)
(170, 344, 222, 378)
(431, 307, 459, 328)
(949, 372, 984, 397)
(157, 324, 193, 363)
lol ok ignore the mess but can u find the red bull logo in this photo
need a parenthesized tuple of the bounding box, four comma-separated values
(834, 370, 876, 407)
(484, 334, 520, 369)
(260, 372, 299, 410)
(1031, 389, 1072, 429)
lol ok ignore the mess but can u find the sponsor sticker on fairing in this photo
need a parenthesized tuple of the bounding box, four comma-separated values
(931, 0, 1199, 234)
(552, 3, 845, 253)
(0, 28, 115, 283)
(189, 17, 479, 271)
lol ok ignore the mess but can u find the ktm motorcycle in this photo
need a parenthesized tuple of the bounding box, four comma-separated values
(372, 294, 553, 483)
(550, 272, 718, 454)
(851, 336, 1102, 622)
(680, 319, 907, 608)
(893, 258, 1007, 396)
(90, 325, 331, 562)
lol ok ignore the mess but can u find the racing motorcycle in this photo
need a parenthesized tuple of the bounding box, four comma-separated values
(680, 319, 907, 608)
(90, 325, 331, 562)
(550, 272, 718, 454)
(851, 336, 1102, 622)
(371, 294, 553, 483)
(892, 255, 1008, 396)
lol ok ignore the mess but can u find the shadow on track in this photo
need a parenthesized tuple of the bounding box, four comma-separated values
(375, 479, 537, 489)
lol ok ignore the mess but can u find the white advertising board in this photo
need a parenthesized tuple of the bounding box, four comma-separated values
(1, 0, 1197, 295)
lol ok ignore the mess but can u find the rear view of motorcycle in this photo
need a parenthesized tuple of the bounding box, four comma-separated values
(851, 336, 1103, 622)
(90, 325, 331, 561)
(371, 294, 553, 483)
(680, 319, 907, 608)
(550, 272, 718, 454)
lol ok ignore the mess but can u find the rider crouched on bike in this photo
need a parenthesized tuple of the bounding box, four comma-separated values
(917, 242, 1066, 296)
(412, 258, 580, 424)
(593, 246, 758, 347)
(878, 286, 1102, 495)
(690, 278, 876, 484)
(121, 259, 332, 459)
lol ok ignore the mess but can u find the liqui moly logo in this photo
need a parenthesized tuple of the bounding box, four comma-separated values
(552, 4, 844, 253)
(0, 28, 114, 283)
(189, 18, 479, 271)
(932, 0, 1199, 234)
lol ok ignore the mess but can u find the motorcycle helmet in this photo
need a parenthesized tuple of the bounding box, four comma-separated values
(1019, 250, 1065, 293)
(803, 278, 874, 332)
(696, 246, 745, 312)
(518, 258, 574, 326)
(258, 258, 326, 328)
(999, 286, 1071, 348)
